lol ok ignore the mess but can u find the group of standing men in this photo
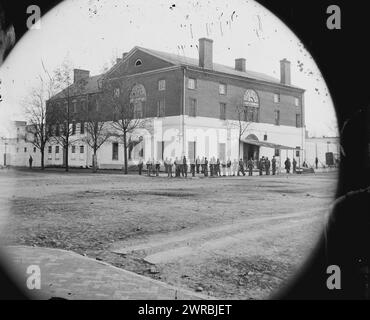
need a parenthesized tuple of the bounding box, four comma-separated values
(136, 155, 299, 177)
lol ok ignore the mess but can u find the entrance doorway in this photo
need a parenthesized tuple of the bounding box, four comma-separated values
(243, 143, 259, 162)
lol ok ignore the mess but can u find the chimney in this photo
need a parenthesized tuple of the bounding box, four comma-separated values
(122, 52, 128, 59)
(235, 58, 246, 72)
(116, 58, 122, 64)
(73, 69, 90, 83)
(199, 38, 213, 69)
(280, 59, 291, 85)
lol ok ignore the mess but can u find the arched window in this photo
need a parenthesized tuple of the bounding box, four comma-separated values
(135, 59, 142, 67)
(130, 84, 146, 118)
(243, 89, 260, 122)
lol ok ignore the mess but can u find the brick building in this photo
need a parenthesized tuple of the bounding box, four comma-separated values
(44, 37, 306, 169)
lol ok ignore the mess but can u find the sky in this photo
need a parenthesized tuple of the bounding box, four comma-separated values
(0, 0, 338, 137)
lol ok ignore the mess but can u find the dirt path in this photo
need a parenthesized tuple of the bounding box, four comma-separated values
(0, 169, 337, 299)
(111, 207, 328, 264)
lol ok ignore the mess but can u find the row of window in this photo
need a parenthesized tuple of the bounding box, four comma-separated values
(49, 122, 85, 136)
(274, 110, 301, 127)
(47, 145, 85, 154)
(188, 78, 300, 107)
(188, 98, 301, 126)
(274, 93, 300, 107)
(16, 147, 37, 153)
(52, 97, 101, 115)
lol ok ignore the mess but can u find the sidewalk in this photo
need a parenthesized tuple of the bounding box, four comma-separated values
(2, 245, 213, 300)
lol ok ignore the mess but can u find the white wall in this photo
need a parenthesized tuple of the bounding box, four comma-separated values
(305, 137, 340, 167)
(9, 116, 305, 170)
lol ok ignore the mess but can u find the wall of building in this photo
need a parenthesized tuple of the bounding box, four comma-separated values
(184, 69, 304, 127)
(305, 137, 340, 167)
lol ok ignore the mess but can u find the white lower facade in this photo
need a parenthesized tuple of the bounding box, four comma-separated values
(39, 116, 305, 170)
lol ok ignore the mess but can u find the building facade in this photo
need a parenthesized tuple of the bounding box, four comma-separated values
(305, 135, 340, 167)
(11, 38, 306, 169)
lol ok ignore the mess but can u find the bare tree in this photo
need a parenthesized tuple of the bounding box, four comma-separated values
(48, 60, 87, 171)
(23, 62, 55, 169)
(100, 80, 149, 174)
(81, 94, 113, 172)
(228, 103, 252, 160)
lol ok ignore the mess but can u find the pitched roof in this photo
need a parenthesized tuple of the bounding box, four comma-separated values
(136, 46, 299, 87)
(50, 74, 103, 101)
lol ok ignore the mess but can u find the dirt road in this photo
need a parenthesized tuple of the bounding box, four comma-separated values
(0, 169, 337, 299)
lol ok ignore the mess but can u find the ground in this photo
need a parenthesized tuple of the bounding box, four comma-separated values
(0, 168, 337, 299)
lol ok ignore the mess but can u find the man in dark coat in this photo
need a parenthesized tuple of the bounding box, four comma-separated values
(285, 157, 291, 174)
(259, 157, 265, 176)
(238, 158, 245, 176)
(272, 156, 277, 175)
(138, 158, 143, 175)
(190, 157, 195, 177)
(182, 156, 188, 178)
(204, 157, 208, 176)
(174, 157, 180, 177)
(247, 157, 254, 176)
(265, 157, 271, 175)
(195, 156, 200, 174)
(292, 158, 297, 173)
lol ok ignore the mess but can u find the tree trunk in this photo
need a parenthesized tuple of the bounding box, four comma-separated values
(238, 137, 241, 160)
(41, 148, 45, 170)
(65, 144, 69, 172)
(123, 131, 128, 174)
(93, 149, 98, 173)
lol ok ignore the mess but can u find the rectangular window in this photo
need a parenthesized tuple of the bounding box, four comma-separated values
(218, 143, 226, 161)
(274, 149, 280, 157)
(134, 102, 144, 119)
(157, 141, 164, 160)
(189, 98, 197, 117)
(72, 121, 76, 135)
(71, 145, 76, 154)
(296, 147, 300, 157)
(274, 93, 280, 103)
(33, 147, 36, 153)
(294, 97, 300, 107)
(158, 79, 166, 91)
(81, 100, 87, 112)
(48, 146, 52, 154)
(296, 114, 301, 127)
(274, 110, 280, 125)
(219, 83, 227, 95)
(188, 78, 196, 90)
(80, 145, 84, 154)
(114, 88, 120, 98)
(220, 103, 226, 120)
(55, 146, 59, 154)
(80, 122, 85, 134)
(205, 136, 209, 158)
(24, 147, 27, 152)
(246, 107, 259, 122)
(112, 142, 118, 160)
(188, 141, 196, 161)
(157, 99, 165, 117)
